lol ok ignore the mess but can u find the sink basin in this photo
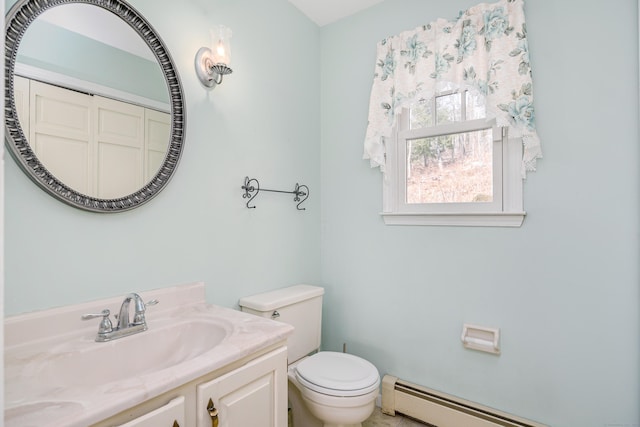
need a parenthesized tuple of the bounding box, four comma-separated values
(25, 318, 229, 387)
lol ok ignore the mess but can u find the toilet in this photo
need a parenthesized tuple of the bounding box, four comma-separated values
(239, 285, 380, 427)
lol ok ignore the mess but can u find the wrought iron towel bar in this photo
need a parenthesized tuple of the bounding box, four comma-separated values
(241, 176, 309, 210)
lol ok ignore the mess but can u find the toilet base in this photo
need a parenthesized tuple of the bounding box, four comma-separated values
(288, 379, 323, 427)
(301, 394, 374, 427)
(288, 374, 376, 427)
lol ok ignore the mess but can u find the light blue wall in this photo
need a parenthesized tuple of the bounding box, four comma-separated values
(5, 0, 639, 426)
(5, 0, 321, 313)
(319, 1, 639, 426)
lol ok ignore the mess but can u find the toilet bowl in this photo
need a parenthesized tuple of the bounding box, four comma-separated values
(288, 352, 380, 427)
(239, 285, 380, 427)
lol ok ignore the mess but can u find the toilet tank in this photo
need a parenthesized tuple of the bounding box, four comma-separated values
(239, 285, 324, 363)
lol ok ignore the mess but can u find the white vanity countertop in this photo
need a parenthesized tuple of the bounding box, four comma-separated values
(4, 282, 294, 427)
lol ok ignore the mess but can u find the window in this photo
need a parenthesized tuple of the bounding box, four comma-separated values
(382, 89, 525, 227)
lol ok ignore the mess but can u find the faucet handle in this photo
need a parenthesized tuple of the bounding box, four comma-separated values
(132, 299, 159, 325)
(81, 309, 113, 334)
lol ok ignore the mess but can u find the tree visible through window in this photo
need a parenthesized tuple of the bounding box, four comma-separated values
(406, 90, 492, 205)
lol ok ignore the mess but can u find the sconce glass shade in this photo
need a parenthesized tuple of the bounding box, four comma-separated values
(211, 25, 232, 66)
(195, 25, 233, 89)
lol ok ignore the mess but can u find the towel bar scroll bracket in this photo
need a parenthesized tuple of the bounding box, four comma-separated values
(241, 176, 309, 210)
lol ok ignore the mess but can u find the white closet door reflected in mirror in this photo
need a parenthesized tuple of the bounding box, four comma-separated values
(15, 76, 169, 199)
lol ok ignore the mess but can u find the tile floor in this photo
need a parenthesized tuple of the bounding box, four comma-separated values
(288, 406, 427, 427)
(362, 407, 427, 427)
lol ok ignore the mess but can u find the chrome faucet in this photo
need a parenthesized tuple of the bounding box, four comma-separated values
(82, 293, 158, 342)
(118, 293, 147, 329)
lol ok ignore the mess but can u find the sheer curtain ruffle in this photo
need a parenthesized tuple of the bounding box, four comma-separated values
(364, 0, 541, 175)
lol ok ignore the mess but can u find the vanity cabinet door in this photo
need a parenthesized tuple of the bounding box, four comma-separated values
(115, 396, 185, 427)
(196, 347, 288, 427)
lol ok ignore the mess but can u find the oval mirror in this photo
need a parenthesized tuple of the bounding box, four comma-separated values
(5, 0, 185, 212)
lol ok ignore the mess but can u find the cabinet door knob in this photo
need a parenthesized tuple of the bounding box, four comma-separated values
(207, 398, 219, 427)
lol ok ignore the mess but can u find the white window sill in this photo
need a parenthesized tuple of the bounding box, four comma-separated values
(381, 212, 526, 227)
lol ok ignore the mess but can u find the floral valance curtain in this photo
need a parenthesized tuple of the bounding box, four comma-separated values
(364, 0, 541, 175)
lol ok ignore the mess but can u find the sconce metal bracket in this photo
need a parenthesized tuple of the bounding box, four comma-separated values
(241, 176, 309, 210)
(195, 47, 232, 88)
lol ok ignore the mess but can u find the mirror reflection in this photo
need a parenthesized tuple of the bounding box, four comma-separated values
(13, 4, 171, 199)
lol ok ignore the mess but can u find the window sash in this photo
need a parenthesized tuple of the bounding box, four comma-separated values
(382, 107, 524, 227)
(394, 116, 503, 214)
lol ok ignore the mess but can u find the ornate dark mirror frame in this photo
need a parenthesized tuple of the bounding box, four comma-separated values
(4, 0, 185, 212)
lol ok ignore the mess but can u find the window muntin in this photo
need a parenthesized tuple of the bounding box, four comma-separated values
(409, 89, 487, 129)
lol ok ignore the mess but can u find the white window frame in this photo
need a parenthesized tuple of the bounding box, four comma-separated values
(382, 103, 525, 227)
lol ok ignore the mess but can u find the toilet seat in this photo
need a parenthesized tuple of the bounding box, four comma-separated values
(294, 351, 380, 397)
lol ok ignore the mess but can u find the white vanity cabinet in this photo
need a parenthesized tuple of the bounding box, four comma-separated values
(115, 397, 185, 427)
(95, 346, 288, 427)
(196, 345, 286, 427)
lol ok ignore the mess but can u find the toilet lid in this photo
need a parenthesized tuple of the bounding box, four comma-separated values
(295, 352, 380, 397)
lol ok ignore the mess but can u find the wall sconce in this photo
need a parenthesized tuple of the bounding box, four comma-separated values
(195, 25, 233, 89)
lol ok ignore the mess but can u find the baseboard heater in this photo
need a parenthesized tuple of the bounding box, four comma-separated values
(381, 375, 547, 427)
